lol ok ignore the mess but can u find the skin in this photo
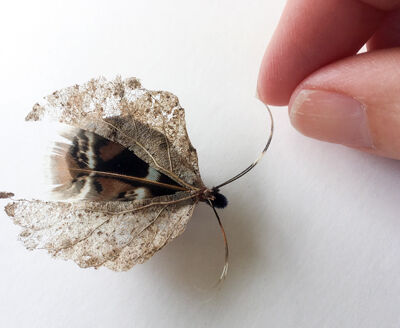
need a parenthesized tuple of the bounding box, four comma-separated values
(257, 0, 400, 160)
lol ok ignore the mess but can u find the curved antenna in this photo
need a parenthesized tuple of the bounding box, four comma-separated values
(214, 103, 274, 189)
(207, 200, 229, 284)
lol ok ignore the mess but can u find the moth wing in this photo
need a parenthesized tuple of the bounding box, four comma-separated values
(5, 194, 196, 271)
(48, 126, 185, 201)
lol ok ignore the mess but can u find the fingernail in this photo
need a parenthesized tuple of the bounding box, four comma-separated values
(289, 90, 373, 148)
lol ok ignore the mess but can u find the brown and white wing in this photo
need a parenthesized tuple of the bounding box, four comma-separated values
(48, 126, 187, 201)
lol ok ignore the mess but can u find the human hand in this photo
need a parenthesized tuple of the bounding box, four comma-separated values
(257, 0, 400, 160)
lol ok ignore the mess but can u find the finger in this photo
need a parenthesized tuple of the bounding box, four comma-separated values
(288, 48, 400, 160)
(257, 0, 387, 106)
(367, 9, 400, 49)
(360, 0, 400, 11)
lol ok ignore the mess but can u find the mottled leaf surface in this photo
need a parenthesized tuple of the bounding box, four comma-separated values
(5, 77, 204, 270)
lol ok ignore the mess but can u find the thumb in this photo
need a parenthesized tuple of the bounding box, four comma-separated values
(289, 48, 400, 160)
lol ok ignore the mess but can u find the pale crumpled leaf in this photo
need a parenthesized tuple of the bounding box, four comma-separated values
(5, 194, 196, 271)
(4, 77, 205, 271)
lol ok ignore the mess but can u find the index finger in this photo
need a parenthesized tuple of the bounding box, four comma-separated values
(257, 0, 398, 106)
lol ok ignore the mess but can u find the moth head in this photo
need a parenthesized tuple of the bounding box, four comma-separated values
(210, 187, 228, 209)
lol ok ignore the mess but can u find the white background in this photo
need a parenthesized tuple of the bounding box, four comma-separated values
(1, 1, 400, 327)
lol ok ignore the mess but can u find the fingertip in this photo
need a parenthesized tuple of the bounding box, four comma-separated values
(257, 0, 384, 107)
(257, 50, 292, 106)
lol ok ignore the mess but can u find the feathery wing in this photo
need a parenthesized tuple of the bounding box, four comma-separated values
(50, 127, 187, 201)
(4, 77, 205, 270)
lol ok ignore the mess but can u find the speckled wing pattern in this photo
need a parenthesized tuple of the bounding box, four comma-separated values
(4, 77, 205, 271)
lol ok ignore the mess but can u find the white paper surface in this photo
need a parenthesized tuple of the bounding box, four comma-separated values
(1, 1, 400, 327)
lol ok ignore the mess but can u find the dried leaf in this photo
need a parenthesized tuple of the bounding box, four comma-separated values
(0, 192, 14, 199)
(4, 77, 207, 271)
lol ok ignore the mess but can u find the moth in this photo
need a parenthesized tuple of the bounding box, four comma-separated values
(2, 77, 273, 279)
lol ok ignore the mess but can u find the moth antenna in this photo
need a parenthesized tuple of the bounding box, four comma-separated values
(207, 200, 229, 284)
(214, 103, 274, 189)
